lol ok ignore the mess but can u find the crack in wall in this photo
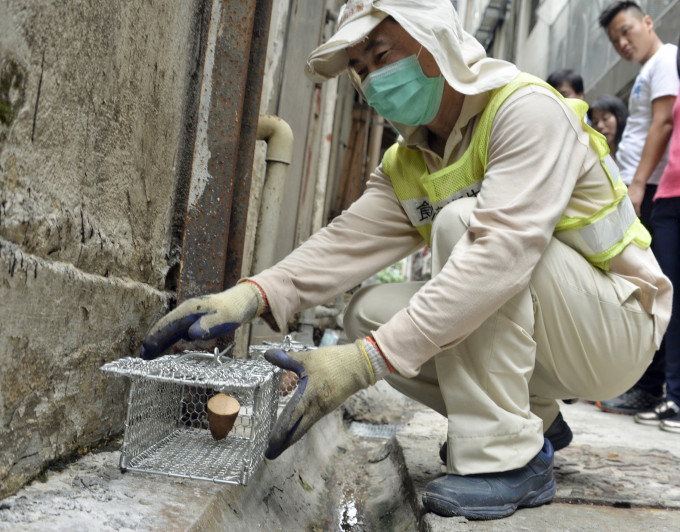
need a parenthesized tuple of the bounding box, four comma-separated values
(31, 51, 44, 142)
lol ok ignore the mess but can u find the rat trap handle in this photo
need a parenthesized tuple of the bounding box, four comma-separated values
(176, 342, 236, 367)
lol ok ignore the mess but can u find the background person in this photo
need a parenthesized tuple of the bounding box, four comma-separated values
(547, 68, 591, 125)
(634, 38, 680, 434)
(596, 1, 678, 416)
(588, 95, 629, 160)
(546, 68, 586, 100)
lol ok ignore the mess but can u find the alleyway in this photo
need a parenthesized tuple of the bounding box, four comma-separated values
(1, 382, 679, 531)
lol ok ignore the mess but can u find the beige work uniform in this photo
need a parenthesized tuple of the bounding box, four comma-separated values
(250, 85, 672, 475)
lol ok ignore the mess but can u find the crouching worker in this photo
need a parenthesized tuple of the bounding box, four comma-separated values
(141, 0, 671, 521)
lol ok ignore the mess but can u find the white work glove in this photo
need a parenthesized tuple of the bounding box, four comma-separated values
(141, 282, 265, 360)
(264, 338, 390, 459)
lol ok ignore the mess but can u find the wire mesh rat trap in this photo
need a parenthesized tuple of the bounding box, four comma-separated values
(248, 335, 317, 406)
(100, 348, 282, 486)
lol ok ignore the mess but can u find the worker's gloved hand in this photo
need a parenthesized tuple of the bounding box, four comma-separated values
(264, 340, 378, 459)
(141, 282, 265, 360)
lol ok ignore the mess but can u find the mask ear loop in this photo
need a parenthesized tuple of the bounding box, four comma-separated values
(348, 67, 366, 100)
(416, 45, 445, 86)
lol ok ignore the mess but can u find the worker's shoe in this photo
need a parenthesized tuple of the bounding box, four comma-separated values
(660, 411, 680, 434)
(439, 412, 572, 464)
(543, 411, 573, 451)
(634, 399, 680, 425)
(424, 438, 556, 520)
(596, 388, 662, 415)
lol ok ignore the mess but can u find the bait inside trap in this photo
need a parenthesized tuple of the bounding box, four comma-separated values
(100, 348, 282, 486)
(248, 335, 317, 405)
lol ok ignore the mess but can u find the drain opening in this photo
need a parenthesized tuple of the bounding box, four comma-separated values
(349, 422, 399, 439)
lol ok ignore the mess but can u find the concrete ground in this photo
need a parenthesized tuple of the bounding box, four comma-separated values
(401, 399, 680, 531)
(1, 381, 679, 531)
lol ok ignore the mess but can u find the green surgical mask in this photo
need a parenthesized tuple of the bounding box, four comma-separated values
(362, 54, 445, 126)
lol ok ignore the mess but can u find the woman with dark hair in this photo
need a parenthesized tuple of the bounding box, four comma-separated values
(588, 95, 629, 159)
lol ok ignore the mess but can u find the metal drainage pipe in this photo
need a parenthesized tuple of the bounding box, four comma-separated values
(251, 114, 294, 275)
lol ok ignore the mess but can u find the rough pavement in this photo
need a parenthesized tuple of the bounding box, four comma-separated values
(1, 382, 679, 531)
(393, 392, 680, 531)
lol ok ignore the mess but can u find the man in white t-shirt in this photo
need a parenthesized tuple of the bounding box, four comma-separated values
(597, 1, 678, 416)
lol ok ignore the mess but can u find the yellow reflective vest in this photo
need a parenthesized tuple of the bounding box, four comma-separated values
(382, 73, 650, 270)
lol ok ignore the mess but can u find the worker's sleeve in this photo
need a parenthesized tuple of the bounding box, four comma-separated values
(247, 168, 424, 332)
(374, 86, 594, 377)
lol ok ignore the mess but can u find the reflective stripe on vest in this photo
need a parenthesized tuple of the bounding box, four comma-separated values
(382, 72, 651, 270)
(556, 195, 637, 257)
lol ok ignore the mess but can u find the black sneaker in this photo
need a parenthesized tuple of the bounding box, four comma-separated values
(634, 399, 680, 425)
(439, 412, 572, 463)
(660, 411, 680, 434)
(596, 388, 663, 415)
(424, 438, 556, 520)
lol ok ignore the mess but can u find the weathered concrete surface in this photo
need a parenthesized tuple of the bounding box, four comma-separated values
(0, 0, 208, 497)
(0, 0, 204, 287)
(0, 410, 414, 532)
(0, 239, 169, 497)
(403, 400, 680, 531)
(0, 441, 224, 532)
(2, 384, 679, 530)
(189, 414, 415, 532)
(423, 504, 680, 532)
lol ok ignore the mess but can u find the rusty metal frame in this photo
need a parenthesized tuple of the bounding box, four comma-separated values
(223, 0, 274, 290)
(178, 0, 273, 304)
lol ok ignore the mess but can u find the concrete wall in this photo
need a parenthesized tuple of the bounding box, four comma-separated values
(513, 0, 552, 77)
(0, 0, 209, 497)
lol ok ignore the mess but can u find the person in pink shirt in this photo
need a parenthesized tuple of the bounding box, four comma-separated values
(634, 40, 680, 433)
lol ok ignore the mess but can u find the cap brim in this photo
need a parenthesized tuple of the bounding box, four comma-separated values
(305, 11, 388, 82)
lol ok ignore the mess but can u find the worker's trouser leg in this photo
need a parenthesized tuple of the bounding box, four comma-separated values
(344, 198, 656, 475)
